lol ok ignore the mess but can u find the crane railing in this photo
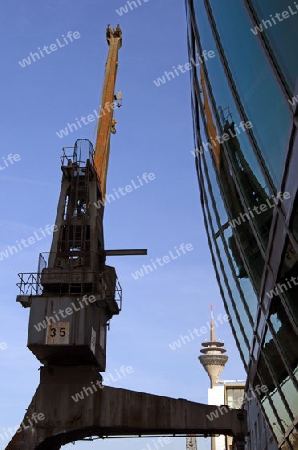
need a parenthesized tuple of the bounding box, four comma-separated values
(61, 139, 94, 167)
(16, 251, 122, 311)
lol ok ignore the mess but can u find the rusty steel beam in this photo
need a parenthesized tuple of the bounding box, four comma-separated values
(6, 366, 247, 450)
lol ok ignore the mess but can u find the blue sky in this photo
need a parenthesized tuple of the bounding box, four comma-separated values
(0, 1, 245, 449)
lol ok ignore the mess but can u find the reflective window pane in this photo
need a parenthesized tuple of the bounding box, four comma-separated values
(269, 298, 298, 383)
(216, 236, 254, 346)
(249, 0, 298, 93)
(263, 328, 295, 420)
(193, 1, 273, 249)
(206, 0, 291, 186)
(195, 61, 265, 291)
(280, 442, 292, 450)
(292, 203, 298, 243)
(226, 386, 245, 408)
(200, 154, 254, 347)
(281, 376, 298, 421)
(261, 397, 283, 443)
(202, 200, 250, 364)
(278, 241, 298, 327)
(258, 352, 292, 432)
(288, 427, 298, 449)
(223, 226, 258, 321)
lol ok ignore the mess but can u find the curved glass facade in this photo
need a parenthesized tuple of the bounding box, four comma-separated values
(186, 0, 298, 448)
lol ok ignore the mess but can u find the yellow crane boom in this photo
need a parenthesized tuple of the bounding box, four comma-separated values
(94, 24, 122, 199)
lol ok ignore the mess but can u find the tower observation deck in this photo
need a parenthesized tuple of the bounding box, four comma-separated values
(199, 306, 228, 388)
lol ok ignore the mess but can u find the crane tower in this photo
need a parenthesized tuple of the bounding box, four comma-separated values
(17, 24, 145, 371)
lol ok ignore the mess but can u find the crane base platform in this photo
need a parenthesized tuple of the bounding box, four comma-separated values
(6, 366, 246, 450)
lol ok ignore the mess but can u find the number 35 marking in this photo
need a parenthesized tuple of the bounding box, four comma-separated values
(50, 327, 66, 337)
(46, 322, 69, 344)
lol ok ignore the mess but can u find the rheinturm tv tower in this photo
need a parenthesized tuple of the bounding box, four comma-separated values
(199, 306, 229, 450)
(199, 306, 228, 388)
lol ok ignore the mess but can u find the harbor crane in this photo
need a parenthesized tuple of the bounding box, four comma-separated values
(6, 25, 247, 450)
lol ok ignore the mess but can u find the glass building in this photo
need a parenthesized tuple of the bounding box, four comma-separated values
(185, 1, 298, 448)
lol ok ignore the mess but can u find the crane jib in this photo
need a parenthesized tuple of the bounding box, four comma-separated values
(94, 24, 122, 200)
